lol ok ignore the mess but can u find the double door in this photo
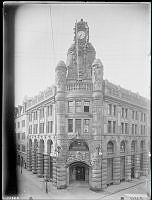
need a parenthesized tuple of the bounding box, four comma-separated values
(76, 166, 85, 181)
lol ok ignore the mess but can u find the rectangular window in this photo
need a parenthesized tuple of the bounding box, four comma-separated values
(125, 123, 128, 134)
(121, 108, 124, 118)
(33, 124, 38, 134)
(75, 119, 81, 134)
(46, 121, 53, 133)
(132, 111, 134, 120)
(84, 101, 90, 113)
(68, 119, 73, 132)
(34, 111, 38, 120)
(18, 122, 20, 128)
(108, 104, 112, 115)
(17, 145, 20, 151)
(141, 125, 143, 135)
(47, 105, 53, 116)
(22, 132, 25, 140)
(40, 108, 44, 119)
(143, 125, 145, 134)
(121, 123, 124, 134)
(113, 121, 116, 133)
(141, 112, 143, 122)
(22, 145, 25, 152)
(22, 120, 25, 127)
(132, 124, 134, 134)
(29, 114, 32, 122)
(39, 123, 44, 133)
(135, 111, 138, 120)
(68, 101, 74, 113)
(135, 124, 137, 134)
(18, 133, 20, 140)
(76, 100, 82, 113)
(113, 105, 116, 116)
(84, 119, 89, 133)
(125, 108, 128, 118)
(108, 121, 112, 133)
(144, 113, 146, 122)
(28, 125, 32, 134)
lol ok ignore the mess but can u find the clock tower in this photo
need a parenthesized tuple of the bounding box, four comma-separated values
(66, 19, 96, 80)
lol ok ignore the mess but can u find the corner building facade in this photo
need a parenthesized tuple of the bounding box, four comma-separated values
(25, 19, 150, 191)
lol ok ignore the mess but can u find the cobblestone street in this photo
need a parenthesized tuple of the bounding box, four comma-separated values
(15, 167, 150, 200)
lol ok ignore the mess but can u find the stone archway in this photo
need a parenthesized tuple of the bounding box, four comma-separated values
(69, 161, 89, 185)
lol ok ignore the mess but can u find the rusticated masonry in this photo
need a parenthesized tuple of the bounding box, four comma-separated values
(101, 158, 107, 190)
(113, 157, 120, 184)
(43, 154, 49, 179)
(134, 154, 140, 178)
(27, 149, 32, 171)
(125, 155, 131, 181)
(37, 152, 44, 177)
(32, 148, 37, 174)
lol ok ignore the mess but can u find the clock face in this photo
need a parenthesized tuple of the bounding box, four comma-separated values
(77, 31, 85, 39)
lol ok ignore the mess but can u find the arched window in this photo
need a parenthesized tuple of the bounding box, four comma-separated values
(131, 141, 136, 152)
(120, 141, 125, 153)
(69, 140, 89, 151)
(107, 141, 114, 154)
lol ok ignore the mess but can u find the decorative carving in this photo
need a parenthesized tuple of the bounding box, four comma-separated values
(66, 151, 90, 165)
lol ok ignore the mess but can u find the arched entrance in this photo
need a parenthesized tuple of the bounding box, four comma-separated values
(69, 162, 89, 183)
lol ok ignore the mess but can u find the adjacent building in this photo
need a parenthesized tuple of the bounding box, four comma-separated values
(15, 19, 150, 191)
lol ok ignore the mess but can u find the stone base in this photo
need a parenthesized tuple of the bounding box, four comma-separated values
(57, 184, 67, 189)
(113, 180, 120, 185)
(37, 174, 44, 178)
(89, 186, 102, 192)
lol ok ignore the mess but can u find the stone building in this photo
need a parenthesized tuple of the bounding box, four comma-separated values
(15, 103, 27, 168)
(17, 19, 150, 191)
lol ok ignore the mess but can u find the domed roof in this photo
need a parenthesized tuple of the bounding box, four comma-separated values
(92, 58, 103, 68)
(55, 60, 67, 71)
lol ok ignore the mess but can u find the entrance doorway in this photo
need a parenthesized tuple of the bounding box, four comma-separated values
(69, 162, 89, 183)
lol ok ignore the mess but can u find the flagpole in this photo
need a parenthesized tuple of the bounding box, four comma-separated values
(76, 20, 79, 81)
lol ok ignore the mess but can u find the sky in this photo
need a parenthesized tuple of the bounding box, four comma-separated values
(15, 2, 151, 106)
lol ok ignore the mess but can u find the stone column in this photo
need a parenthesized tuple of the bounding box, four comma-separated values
(27, 148, 32, 171)
(134, 154, 140, 178)
(142, 152, 148, 176)
(43, 153, 49, 179)
(113, 157, 120, 184)
(125, 155, 131, 181)
(101, 158, 107, 190)
(90, 158, 102, 191)
(37, 148, 44, 177)
(55, 61, 67, 189)
(91, 59, 104, 191)
(52, 157, 57, 186)
(32, 147, 37, 174)
(56, 160, 67, 189)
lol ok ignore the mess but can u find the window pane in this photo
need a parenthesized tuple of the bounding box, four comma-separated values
(75, 119, 81, 133)
(68, 119, 73, 132)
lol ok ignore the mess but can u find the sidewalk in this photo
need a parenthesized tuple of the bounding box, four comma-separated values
(18, 167, 148, 200)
